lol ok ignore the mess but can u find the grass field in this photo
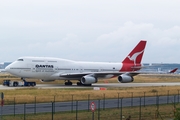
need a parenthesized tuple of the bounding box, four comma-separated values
(0, 73, 180, 119)
(0, 74, 180, 104)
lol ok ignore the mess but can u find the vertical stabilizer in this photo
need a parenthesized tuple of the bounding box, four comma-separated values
(169, 68, 178, 73)
(122, 40, 147, 65)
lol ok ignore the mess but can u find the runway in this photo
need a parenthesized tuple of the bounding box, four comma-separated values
(1, 82, 180, 89)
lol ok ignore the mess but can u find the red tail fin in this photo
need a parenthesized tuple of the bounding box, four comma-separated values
(122, 40, 147, 65)
(169, 68, 178, 73)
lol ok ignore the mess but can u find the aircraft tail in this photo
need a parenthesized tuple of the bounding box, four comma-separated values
(169, 68, 178, 73)
(122, 40, 147, 65)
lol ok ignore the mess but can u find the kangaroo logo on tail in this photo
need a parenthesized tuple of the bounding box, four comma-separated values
(122, 40, 146, 66)
(127, 50, 144, 66)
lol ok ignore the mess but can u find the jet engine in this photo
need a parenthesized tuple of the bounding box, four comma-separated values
(81, 75, 97, 84)
(118, 74, 134, 83)
(40, 79, 55, 82)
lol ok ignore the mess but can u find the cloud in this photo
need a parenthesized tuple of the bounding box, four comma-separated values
(1, 0, 180, 63)
(6, 21, 177, 63)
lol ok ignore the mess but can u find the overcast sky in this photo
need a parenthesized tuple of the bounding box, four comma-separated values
(0, 0, 180, 63)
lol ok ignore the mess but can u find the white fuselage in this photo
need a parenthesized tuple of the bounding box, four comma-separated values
(5, 57, 123, 80)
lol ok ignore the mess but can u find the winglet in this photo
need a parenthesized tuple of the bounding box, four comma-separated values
(122, 40, 147, 65)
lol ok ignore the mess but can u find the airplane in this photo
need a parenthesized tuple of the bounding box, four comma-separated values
(5, 40, 146, 86)
(157, 67, 178, 74)
(169, 68, 178, 73)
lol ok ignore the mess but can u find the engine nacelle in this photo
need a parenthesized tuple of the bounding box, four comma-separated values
(40, 79, 55, 82)
(118, 74, 134, 83)
(81, 75, 97, 84)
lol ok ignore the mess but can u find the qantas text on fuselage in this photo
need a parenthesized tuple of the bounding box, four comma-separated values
(5, 40, 147, 86)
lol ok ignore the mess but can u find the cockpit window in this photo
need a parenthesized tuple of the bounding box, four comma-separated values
(17, 59, 24, 61)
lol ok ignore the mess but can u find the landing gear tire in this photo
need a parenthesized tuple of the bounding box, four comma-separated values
(65, 80, 73, 86)
(83, 84, 92, 86)
(77, 82, 91, 86)
(77, 82, 83, 86)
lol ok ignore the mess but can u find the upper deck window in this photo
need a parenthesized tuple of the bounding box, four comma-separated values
(17, 59, 24, 61)
(32, 60, 44, 62)
(48, 61, 57, 62)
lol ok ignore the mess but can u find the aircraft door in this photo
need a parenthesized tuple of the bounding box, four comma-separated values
(79, 66, 84, 73)
(99, 67, 103, 72)
(27, 64, 33, 72)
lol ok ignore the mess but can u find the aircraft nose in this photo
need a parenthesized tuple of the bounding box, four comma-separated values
(5, 65, 11, 72)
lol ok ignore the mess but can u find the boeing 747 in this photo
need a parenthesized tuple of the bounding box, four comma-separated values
(5, 40, 146, 86)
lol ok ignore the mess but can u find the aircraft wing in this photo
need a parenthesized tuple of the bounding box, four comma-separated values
(59, 71, 140, 79)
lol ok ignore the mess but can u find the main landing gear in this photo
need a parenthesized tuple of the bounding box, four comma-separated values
(64, 80, 92, 86)
(64, 80, 83, 86)
(64, 80, 73, 85)
(77, 81, 83, 86)
(76, 81, 92, 86)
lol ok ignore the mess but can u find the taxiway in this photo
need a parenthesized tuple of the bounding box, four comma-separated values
(1, 82, 180, 89)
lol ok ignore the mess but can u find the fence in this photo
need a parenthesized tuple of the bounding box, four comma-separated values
(1, 90, 180, 120)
